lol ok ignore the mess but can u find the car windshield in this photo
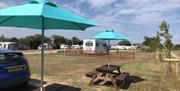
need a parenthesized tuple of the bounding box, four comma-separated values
(0, 53, 23, 64)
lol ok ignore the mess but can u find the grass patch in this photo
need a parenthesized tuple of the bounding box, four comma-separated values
(26, 53, 180, 91)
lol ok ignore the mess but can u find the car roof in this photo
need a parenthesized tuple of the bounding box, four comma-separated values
(0, 49, 22, 54)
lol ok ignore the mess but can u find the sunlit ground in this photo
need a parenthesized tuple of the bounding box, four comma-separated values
(25, 51, 180, 91)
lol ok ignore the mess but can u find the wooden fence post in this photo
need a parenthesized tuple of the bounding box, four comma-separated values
(176, 62, 179, 76)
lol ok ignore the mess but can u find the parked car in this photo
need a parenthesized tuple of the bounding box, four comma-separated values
(38, 43, 53, 50)
(71, 45, 80, 49)
(0, 49, 30, 89)
(60, 44, 70, 49)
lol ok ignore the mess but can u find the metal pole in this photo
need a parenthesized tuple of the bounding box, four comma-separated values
(108, 40, 110, 67)
(40, 16, 45, 91)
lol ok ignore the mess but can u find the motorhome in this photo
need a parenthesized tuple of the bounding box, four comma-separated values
(71, 45, 80, 49)
(0, 42, 17, 50)
(60, 44, 70, 49)
(38, 43, 53, 50)
(83, 39, 107, 53)
(111, 45, 137, 50)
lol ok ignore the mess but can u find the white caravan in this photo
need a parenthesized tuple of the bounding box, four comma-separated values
(60, 44, 70, 49)
(0, 42, 17, 50)
(111, 45, 137, 50)
(83, 39, 107, 53)
(38, 43, 53, 50)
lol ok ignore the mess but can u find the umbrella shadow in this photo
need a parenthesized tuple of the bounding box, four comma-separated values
(121, 75, 146, 89)
(91, 75, 145, 90)
(1, 80, 81, 91)
(0, 78, 47, 91)
(33, 83, 81, 91)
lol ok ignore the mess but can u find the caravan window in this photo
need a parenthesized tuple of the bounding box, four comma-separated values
(8, 44, 16, 50)
(86, 41, 93, 46)
(4, 44, 7, 49)
(96, 43, 99, 47)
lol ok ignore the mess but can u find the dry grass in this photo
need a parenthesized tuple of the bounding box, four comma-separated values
(173, 50, 180, 56)
(25, 52, 180, 91)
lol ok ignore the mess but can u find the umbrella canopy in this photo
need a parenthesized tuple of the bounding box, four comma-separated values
(93, 29, 129, 40)
(92, 29, 129, 67)
(0, 0, 97, 91)
(0, 0, 97, 30)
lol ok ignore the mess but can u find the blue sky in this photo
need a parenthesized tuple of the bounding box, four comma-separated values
(0, 0, 180, 44)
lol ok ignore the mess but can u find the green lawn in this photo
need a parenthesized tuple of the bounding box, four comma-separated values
(25, 53, 180, 91)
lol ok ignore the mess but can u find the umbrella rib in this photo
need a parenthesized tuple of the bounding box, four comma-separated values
(0, 16, 15, 25)
(71, 22, 84, 30)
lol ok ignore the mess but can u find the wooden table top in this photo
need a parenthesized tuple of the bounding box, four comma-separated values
(95, 65, 121, 73)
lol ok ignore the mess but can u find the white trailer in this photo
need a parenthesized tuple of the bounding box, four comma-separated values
(83, 39, 107, 53)
(38, 43, 53, 50)
(0, 42, 17, 50)
(60, 44, 70, 49)
(111, 45, 137, 50)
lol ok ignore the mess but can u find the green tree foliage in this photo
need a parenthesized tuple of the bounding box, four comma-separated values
(173, 44, 180, 50)
(118, 40, 131, 46)
(24, 34, 50, 49)
(1, 34, 84, 49)
(71, 37, 82, 45)
(6, 37, 19, 42)
(0, 34, 6, 42)
(141, 36, 162, 52)
(51, 35, 69, 49)
(158, 20, 172, 58)
(155, 32, 163, 52)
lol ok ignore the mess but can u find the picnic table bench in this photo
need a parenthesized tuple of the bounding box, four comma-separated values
(115, 72, 129, 87)
(85, 65, 129, 91)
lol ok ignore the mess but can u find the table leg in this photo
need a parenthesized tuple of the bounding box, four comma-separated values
(109, 74, 119, 91)
(118, 69, 121, 74)
(88, 75, 97, 86)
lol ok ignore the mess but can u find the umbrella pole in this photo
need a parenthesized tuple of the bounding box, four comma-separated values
(40, 16, 45, 91)
(108, 40, 110, 67)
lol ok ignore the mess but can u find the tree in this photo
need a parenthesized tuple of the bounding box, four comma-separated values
(24, 34, 50, 49)
(51, 35, 68, 49)
(118, 40, 131, 46)
(141, 36, 162, 52)
(71, 37, 82, 45)
(155, 32, 163, 52)
(158, 20, 172, 58)
(0, 34, 6, 42)
(6, 37, 19, 42)
(173, 44, 180, 50)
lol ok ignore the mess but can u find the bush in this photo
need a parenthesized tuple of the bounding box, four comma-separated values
(140, 45, 153, 52)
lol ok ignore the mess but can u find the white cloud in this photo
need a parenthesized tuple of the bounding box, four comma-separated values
(91, 15, 132, 35)
(0, 1, 11, 8)
(0, 0, 27, 9)
(86, 0, 117, 9)
(95, 0, 180, 25)
(132, 12, 162, 25)
(0, 27, 39, 38)
(61, 3, 86, 17)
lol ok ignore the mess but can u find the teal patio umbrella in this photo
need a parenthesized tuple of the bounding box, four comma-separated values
(0, 0, 97, 91)
(93, 29, 129, 67)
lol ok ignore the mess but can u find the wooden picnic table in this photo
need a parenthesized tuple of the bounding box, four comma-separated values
(87, 65, 121, 91)
(96, 64, 121, 74)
